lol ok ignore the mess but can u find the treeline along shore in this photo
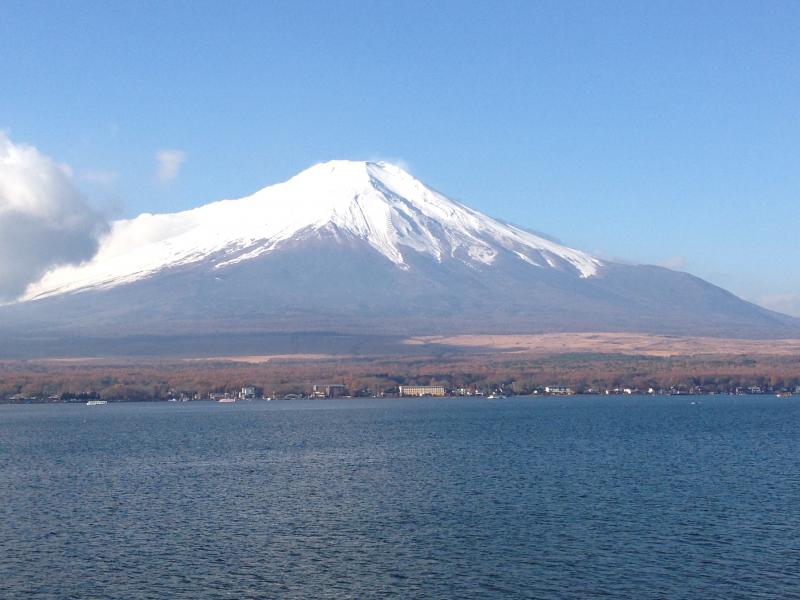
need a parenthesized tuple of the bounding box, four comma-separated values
(2, 351, 800, 402)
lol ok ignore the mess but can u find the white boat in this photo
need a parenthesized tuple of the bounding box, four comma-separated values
(86, 400, 108, 406)
(217, 398, 236, 403)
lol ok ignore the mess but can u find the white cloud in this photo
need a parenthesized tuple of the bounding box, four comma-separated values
(156, 149, 186, 183)
(754, 293, 800, 317)
(0, 132, 108, 301)
(658, 256, 687, 270)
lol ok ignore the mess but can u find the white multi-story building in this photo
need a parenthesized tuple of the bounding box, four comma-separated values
(399, 385, 445, 397)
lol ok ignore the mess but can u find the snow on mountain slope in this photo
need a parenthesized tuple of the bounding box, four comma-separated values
(22, 160, 601, 300)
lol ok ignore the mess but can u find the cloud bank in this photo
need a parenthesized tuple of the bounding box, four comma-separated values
(156, 149, 186, 183)
(0, 133, 108, 301)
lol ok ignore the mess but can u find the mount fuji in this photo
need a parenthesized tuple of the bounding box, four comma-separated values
(2, 160, 797, 357)
(22, 160, 601, 299)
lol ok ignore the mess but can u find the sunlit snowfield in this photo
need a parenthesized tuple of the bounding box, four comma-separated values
(2, 396, 799, 599)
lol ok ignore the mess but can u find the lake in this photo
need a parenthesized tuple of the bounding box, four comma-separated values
(1, 396, 799, 599)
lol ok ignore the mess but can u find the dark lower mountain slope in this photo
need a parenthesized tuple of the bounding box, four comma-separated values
(1, 235, 797, 358)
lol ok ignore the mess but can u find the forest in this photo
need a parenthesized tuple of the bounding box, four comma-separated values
(2, 350, 800, 401)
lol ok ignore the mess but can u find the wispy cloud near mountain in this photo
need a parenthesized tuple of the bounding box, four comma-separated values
(756, 293, 800, 318)
(658, 256, 687, 271)
(155, 149, 186, 183)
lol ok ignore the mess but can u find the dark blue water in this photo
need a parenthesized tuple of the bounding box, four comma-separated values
(1, 396, 799, 599)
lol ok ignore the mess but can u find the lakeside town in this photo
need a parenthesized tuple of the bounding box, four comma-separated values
(3, 381, 798, 404)
(4, 349, 800, 405)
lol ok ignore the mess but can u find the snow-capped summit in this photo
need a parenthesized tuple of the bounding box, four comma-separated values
(22, 160, 601, 300)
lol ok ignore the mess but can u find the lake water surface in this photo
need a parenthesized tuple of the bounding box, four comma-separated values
(1, 396, 799, 599)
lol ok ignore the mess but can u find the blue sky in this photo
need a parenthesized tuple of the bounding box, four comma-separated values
(2, 1, 799, 313)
